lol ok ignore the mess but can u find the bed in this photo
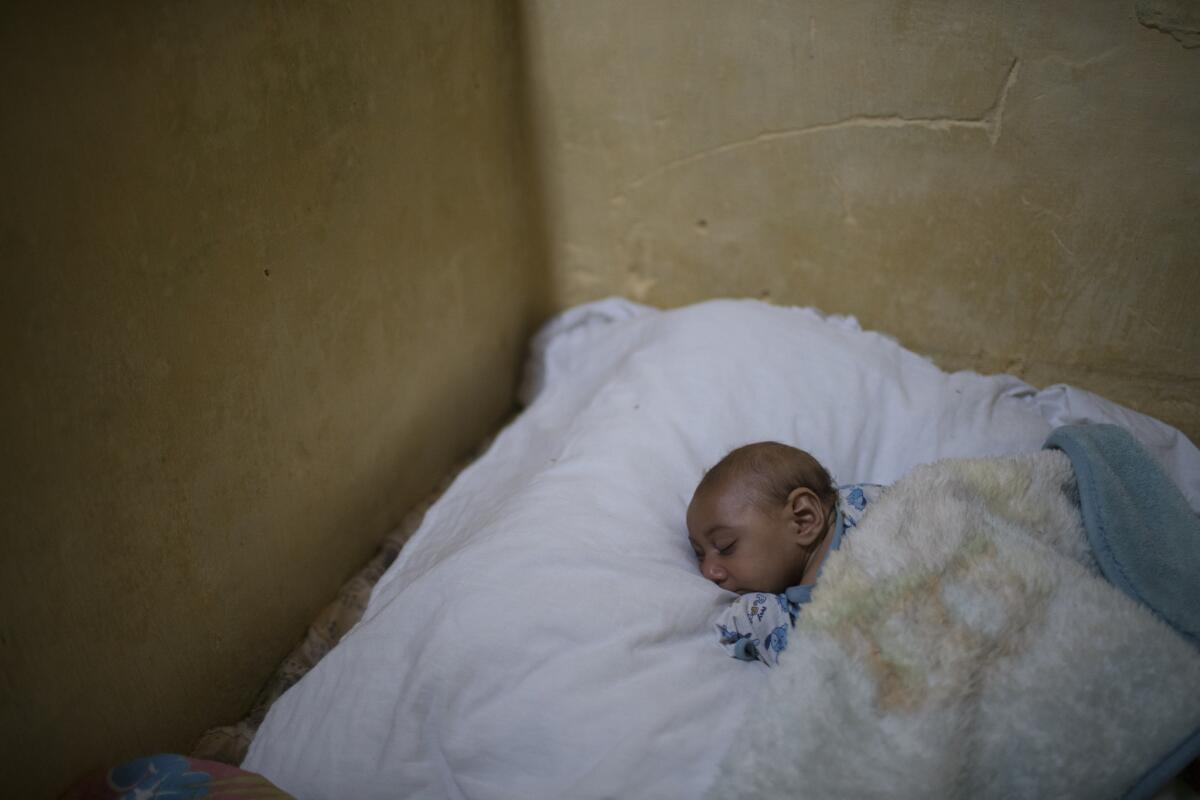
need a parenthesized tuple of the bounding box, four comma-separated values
(234, 298, 1200, 799)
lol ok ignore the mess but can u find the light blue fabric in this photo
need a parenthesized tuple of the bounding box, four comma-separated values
(1044, 423, 1200, 800)
(1043, 423, 1200, 646)
(1120, 725, 1200, 800)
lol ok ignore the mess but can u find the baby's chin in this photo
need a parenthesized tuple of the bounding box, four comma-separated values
(713, 580, 785, 595)
(735, 583, 790, 595)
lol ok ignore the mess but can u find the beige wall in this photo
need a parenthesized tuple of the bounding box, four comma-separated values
(0, 3, 547, 796)
(520, 0, 1200, 442)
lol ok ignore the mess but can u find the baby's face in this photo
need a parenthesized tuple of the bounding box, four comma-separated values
(686, 476, 810, 595)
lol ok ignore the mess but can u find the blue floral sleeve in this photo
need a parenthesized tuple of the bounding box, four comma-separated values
(714, 591, 794, 667)
(840, 483, 882, 532)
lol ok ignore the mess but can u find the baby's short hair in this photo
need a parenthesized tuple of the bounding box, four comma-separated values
(698, 441, 837, 513)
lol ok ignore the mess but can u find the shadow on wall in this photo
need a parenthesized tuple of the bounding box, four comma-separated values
(0, 2, 552, 797)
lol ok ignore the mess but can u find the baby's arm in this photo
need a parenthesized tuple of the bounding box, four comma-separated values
(714, 592, 794, 668)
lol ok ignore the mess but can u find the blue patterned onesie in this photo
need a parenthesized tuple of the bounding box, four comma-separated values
(714, 483, 883, 667)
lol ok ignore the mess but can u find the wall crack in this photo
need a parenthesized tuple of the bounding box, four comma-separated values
(1136, 0, 1200, 48)
(624, 58, 1020, 192)
(1039, 46, 1122, 71)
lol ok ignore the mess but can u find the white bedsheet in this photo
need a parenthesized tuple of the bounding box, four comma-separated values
(244, 299, 1200, 799)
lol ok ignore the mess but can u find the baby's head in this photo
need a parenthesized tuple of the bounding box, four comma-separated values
(686, 442, 837, 594)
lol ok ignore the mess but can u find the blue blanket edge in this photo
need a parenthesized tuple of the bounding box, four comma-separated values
(1043, 424, 1199, 645)
(1122, 726, 1200, 800)
(1044, 423, 1200, 799)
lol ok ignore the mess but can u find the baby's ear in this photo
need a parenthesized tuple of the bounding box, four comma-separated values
(786, 487, 826, 545)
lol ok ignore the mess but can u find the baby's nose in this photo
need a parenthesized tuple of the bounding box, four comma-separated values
(703, 561, 728, 583)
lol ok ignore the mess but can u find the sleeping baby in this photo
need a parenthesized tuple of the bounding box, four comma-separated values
(686, 441, 882, 667)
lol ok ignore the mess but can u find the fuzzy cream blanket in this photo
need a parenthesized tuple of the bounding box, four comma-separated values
(707, 451, 1200, 799)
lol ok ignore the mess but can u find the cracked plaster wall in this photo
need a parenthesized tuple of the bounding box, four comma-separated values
(521, 0, 1200, 442)
(0, 3, 547, 796)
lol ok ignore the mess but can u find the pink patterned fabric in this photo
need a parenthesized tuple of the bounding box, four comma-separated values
(62, 754, 293, 799)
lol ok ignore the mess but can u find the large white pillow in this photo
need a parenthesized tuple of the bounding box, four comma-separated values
(243, 299, 1200, 800)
